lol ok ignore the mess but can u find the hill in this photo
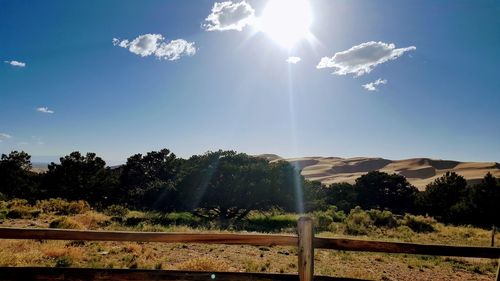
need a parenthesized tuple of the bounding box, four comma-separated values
(267, 156, 500, 190)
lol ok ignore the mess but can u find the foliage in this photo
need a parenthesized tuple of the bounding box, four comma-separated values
(104, 204, 129, 217)
(35, 198, 90, 215)
(344, 207, 373, 235)
(367, 209, 398, 228)
(0, 151, 39, 199)
(41, 152, 118, 205)
(402, 214, 436, 233)
(355, 171, 418, 214)
(177, 151, 303, 225)
(49, 217, 84, 229)
(119, 149, 182, 210)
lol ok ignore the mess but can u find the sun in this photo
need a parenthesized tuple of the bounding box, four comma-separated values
(258, 0, 313, 48)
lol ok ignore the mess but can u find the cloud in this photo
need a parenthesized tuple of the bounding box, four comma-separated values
(0, 133, 12, 142)
(286, 57, 301, 64)
(362, 78, 387, 91)
(113, 34, 196, 61)
(37, 107, 54, 114)
(317, 41, 416, 76)
(4, 60, 26, 67)
(203, 1, 255, 31)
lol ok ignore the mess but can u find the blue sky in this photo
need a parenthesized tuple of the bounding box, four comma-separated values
(1, 0, 499, 164)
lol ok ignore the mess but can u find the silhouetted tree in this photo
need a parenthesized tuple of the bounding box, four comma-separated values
(177, 151, 303, 225)
(41, 152, 117, 204)
(119, 149, 182, 210)
(468, 172, 500, 226)
(354, 171, 417, 213)
(324, 182, 358, 212)
(417, 171, 468, 222)
(0, 151, 38, 199)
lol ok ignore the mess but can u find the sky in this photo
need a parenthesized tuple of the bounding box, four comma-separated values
(1, 0, 499, 165)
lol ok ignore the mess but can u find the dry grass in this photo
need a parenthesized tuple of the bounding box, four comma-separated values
(0, 206, 498, 280)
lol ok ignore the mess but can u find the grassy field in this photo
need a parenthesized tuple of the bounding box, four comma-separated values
(0, 199, 498, 281)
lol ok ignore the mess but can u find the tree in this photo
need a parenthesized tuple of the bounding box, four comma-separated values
(41, 152, 117, 204)
(177, 151, 303, 225)
(119, 149, 182, 210)
(354, 171, 418, 213)
(324, 182, 358, 212)
(0, 151, 38, 199)
(468, 172, 500, 226)
(418, 171, 468, 222)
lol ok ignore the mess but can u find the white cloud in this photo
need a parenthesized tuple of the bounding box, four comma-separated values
(4, 60, 26, 67)
(362, 78, 387, 91)
(286, 57, 301, 64)
(113, 34, 196, 61)
(317, 41, 416, 76)
(37, 107, 54, 114)
(203, 1, 255, 31)
(0, 133, 12, 142)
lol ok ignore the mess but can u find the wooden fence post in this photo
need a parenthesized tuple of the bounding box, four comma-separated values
(298, 217, 314, 281)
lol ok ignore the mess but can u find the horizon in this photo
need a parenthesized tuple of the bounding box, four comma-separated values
(2, 0, 500, 164)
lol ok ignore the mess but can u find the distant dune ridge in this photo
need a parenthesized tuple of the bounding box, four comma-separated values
(258, 154, 500, 190)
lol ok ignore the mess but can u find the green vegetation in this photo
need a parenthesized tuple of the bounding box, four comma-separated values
(0, 149, 499, 228)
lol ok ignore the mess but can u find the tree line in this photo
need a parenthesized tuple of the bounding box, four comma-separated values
(0, 150, 498, 227)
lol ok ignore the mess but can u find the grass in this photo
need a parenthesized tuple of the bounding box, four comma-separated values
(0, 199, 498, 281)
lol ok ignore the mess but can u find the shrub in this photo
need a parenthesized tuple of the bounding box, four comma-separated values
(6, 198, 29, 208)
(344, 207, 373, 235)
(367, 209, 398, 228)
(6, 206, 40, 219)
(104, 204, 129, 217)
(402, 214, 436, 233)
(49, 217, 83, 229)
(35, 198, 90, 215)
(312, 206, 345, 231)
(241, 213, 298, 232)
(73, 211, 110, 229)
(55, 256, 72, 267)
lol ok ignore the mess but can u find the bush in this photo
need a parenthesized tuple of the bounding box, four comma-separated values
(241, 213, 298, 232)
(104, 204, 129, 217)
(402, 214, 436, 233)
(367, 209, 398, 228)
(313, 206, 345, 231)
(6, 206, 40, 219)
(49, 217, 83, 229)
(35, 198, 90, 215)
(344, 207, 372, 235)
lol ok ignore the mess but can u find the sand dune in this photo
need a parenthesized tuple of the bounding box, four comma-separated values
(263, 155, 500, 190)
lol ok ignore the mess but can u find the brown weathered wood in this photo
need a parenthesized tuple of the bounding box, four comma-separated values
(496, 257, 500, 281)
(314, 237, 500, 259)
(0, 227, 297, 246)
(298, 217, 314, 281)
(0, 267, 369, 281)
(0, 227, 499, 259)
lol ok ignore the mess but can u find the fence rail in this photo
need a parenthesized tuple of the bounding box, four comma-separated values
(0, 217, 499, 281)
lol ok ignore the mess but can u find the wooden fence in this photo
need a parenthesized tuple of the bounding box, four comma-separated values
(0, 217, 499, 281)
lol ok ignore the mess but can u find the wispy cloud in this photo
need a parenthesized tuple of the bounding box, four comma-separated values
(4, 60, 26, 67)
(286, 57, 301, 64)
(113, 34, 196, 61)
(37, 107, 54, 114)
(317, 41, 416, 76)
(203, 1, 255, 31)
(0, 133, 12, 142)
(362, 78, 387, 91)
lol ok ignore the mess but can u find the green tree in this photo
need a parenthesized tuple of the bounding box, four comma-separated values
(418, 171, 468, 222)
(42, 152, 117, 204)
(354, 171, 417, 213)
(468, 172, 500, 226)
(324, 182, 358, 212)
(177, 151, 303, 225)
(119, 149, 182, 210)
(0, 151, 38, 199)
